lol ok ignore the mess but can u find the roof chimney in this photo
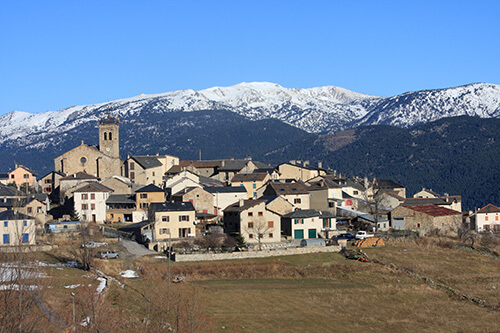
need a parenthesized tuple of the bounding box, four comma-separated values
(239, 199, 244, 207)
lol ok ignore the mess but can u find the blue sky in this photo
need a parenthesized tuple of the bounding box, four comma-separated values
(1, 1, 499, 116)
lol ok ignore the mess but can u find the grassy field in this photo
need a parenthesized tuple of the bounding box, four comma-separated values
(2, 236, 499, 332)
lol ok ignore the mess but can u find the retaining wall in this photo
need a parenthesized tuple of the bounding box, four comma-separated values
(173, 245, 341, 262)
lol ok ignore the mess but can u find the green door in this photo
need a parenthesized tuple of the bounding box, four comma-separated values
(308, 229, 317, 239)
(294, 229, 304, 239)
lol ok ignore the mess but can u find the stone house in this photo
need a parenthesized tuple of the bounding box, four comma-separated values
(54, 116, 122, 179)
(59, 172, 99, 194)
(73, 183, 113, 223)
(391, 204, 462, 236)
(171, 187, 214, 215)
(282, 209, 336, 240)
(38, 171, 65, 194)
(217, 159, 258, 185)
(223, 199, 281, 245)
(100, 175, 134, 195)
(472, 204, 500, 232)
(231, 172, 271, 199)
(0, 210, 36, 246)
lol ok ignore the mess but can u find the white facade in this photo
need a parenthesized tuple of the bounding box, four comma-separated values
(74, 191, 110, 223)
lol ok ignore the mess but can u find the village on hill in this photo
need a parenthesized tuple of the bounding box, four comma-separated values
(0, 114, 498, 255)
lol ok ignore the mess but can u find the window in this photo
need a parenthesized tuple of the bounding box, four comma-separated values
(258, 212, 263, 217)
(3, 221, 7, 227)
(179, 215, 189, 222)
(353, 191, 359, 195)
(23, 174, 29, 179)
(253, 183, 256, 189)
(248, 212, 253, 217)
(294, 198, 301, 204)
(249, 234, 254, 239)
(91, 193, 95, 200)
(109, 132, 112, 140)
(496, 216, 499, 221)
(248, 222, 254, 229)
(140, 193, 148, 199)
(269, 233, 273, 238)
(44, 179, 52, 184)
(417, 223, 421, 228)
(268, 221, 274, 228)
(130, 162, 135, 170)
(162, 216, 169, 222)
(23, 221, 27, 227)
(91, 204, 95, 210)
(10, 174, 14, 179)
(294, 219, 299, 225)
(82, 193, 88, 200)
(3, 234, 9, 244)
(130, 172, 135, 179)
(22, 233, 29, 244)
(104, 132, 107, 140)
(82, 204, 88, 210)
(160, 228, 170, 235)
(152, 172, 155, 176)
(27, 207, 32, 214)
(328, 202, 335, 208)
(485, 216, 489, 221)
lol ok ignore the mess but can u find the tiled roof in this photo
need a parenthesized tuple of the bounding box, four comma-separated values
(375, 179, 404, 189)
(0, 184, 23, 197)
(224, 199, 265, 212)
(266, 182, 309, 195)
(205, 186, 246, 194)
(477, 204, 500, 214)
(0, 210, 34, 220)
(179, 160, 223, 168)
(402, 204, 461, 217)
(136, 184, 164, 193)
(231, 173, 268, 183)
(150, 202, 195, 212)
(284, 209, 335, 219)
(132, 156, 163, 169)
(73, 182, 113, 193)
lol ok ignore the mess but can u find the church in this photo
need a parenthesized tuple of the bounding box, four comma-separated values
(54, 115, 123, 179)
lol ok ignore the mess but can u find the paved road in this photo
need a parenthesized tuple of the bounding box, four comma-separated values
(117, 239, 157, 260)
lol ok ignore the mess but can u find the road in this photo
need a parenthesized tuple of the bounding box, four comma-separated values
(115, 239, 157, 260)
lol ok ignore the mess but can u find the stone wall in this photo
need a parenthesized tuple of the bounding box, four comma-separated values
(173, 245, 341, 262)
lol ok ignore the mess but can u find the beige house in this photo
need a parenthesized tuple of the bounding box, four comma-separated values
(38, 171, 65, 194)
(223, 199, 281, 245)
(106, 194, 138, 223)
(135, 184, 165, 210)
(54, 116, 122, 179)
(73, 183, 113, 223)
(307, 178, 343, 213)
(100, 175, 134, 195)
(262, 182, 310, 210)
(164, 170, 202, 198)
(391, 204, 462, 236)
(0, 210, 36, 246)
(8, 165, 37, 188)
(413, 188, 440, 198)
(125, 154, 179, 186)
(150, 202, 196, 242)
(403, 196, 462, 213)
(277, 162, 325, 182)
(231, 172, 271, 199)
(473, 204, 500, 232)
(171, 187, 214, 215)
(218, 159, 259, 184)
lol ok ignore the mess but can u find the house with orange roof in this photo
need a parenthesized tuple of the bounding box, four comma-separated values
(472, 204, 500, 232)
(391, 204, 462, 236)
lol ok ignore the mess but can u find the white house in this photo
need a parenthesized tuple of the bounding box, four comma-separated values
(73, 183, 113, 223)
(474, 204, 500, 232)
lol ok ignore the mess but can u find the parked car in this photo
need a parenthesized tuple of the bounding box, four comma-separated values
(98, 250, 119, 259)
(81, 241, 108, 248)
(355, 231, 374, 240)
(335, 233, 356, 241)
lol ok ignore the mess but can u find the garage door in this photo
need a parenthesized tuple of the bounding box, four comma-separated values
(308, 229, 316, 239)
(294, 229, 304, 239)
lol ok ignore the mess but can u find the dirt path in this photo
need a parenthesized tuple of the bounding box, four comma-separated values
(115, 239, 157, 261)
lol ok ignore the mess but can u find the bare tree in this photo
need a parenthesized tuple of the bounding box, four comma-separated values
(244, 216, 272, 251)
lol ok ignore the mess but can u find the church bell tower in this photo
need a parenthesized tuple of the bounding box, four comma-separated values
(99, 115, 120, 159)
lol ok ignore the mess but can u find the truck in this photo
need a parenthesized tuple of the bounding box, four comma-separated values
(355, 231, 374, 240)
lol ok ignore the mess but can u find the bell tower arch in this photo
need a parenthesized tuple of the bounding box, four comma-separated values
(99, 115, 120, 159)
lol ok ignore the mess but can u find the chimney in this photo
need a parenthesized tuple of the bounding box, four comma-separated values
(304, 160, 310, 167)
(239, 199, 244, 207)
(318, 161, 322, 169)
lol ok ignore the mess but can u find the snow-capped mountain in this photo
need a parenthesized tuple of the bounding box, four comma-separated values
(1, 82, 500, 149)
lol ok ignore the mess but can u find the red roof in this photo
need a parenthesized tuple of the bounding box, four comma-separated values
(477, 204, 500, 214)
(402, 204, 461, 217)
